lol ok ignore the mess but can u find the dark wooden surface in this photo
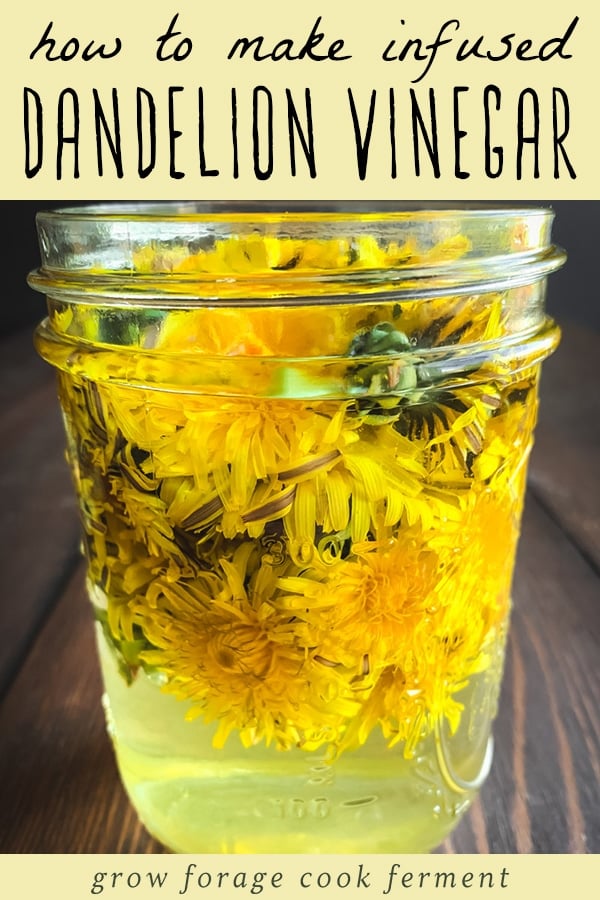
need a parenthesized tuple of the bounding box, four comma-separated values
(0, 323, 598, 855)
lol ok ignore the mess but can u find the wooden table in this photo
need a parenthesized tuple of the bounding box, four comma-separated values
(0, 323, 598, 854)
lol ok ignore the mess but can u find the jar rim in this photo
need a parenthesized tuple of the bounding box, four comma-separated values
(29, 202, 565, 306)
(37, 200, 554, 222)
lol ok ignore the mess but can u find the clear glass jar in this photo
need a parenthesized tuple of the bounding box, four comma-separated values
(30, 203, 564, 853)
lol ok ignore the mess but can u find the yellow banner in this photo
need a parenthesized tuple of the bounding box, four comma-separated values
(1, 854, 599, 900)
(3, 0, 598, 197)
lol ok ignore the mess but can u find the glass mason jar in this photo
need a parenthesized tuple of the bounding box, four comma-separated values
(30, 203, 564, 853)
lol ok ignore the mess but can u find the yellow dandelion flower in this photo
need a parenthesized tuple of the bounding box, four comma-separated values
(138, 552, 358, 750)
(278, 538, 442, 669)
(399, 291, 504, 350)
(133, 243, 190, 273)
(473, 373, 539, 493)
(338, 665, 428, 757)
(396, 385, 502, 485)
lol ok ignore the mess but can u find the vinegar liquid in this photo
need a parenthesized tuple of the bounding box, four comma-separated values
(98, 625, 501, 853)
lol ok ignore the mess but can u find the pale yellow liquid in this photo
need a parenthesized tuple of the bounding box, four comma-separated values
(97, 627, 498, 853)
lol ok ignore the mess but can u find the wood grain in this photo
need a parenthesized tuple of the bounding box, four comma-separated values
(0, 331, 80, 697)
(0, 563, 164, 853)
(528, 324, 600, 569)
